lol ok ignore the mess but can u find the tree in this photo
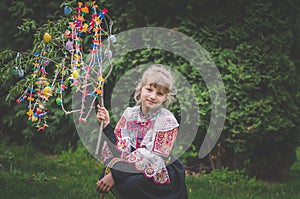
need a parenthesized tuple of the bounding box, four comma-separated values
(0, 0, 76, 152)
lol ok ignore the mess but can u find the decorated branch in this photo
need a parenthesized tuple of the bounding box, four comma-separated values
(0, 0, 115, 137)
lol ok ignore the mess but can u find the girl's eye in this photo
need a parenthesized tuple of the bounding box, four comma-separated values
(157, 92, 163, 96)
(146, 87, 152, 92)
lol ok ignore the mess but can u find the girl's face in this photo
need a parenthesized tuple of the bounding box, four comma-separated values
(140, 83, 167, 114)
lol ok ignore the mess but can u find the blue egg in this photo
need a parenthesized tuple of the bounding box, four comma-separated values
(109, 35, 117, 43)
(64, 6, 72, 16)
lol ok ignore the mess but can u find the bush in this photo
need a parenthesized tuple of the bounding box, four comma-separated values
(175, 0, 300, 178)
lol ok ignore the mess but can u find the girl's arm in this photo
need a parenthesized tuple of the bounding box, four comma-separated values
(151, 127, 178, 158)
(103, 123, 117, 144)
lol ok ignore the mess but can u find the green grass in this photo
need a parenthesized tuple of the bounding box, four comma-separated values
(187, 149, 300, 199)
(0, 142, 300, 199)
(0, 141, 112, 199)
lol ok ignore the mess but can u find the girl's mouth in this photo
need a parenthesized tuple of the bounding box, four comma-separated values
(146, 99, 155, 104)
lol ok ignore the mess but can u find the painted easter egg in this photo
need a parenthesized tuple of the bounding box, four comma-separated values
(64, 6, 72, 15)
(43, 33, 52, 43)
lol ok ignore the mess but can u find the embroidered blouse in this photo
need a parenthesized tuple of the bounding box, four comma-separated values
(101, 105, 179, 184)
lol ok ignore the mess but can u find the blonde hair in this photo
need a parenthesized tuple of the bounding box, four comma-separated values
(134, 64, 176, 107)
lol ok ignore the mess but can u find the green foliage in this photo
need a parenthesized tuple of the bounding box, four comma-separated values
(0, 0, 66, 50)
(172, 0, 300, 178)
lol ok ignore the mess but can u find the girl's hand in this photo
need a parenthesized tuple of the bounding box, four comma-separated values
(96, 173, 115, 194)
(96, 105, 110, 128)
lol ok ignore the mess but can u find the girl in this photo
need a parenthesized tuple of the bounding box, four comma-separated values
(96, 64, 188, 199)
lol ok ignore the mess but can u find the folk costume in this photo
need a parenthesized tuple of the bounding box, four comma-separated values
(99, 105, 188, 199)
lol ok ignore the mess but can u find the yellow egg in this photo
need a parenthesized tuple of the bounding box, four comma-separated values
(72, 70, 79, 78)
(43, 86, 52, 97)
(43, 33, 52, 43)
(43, 86, 51, 93)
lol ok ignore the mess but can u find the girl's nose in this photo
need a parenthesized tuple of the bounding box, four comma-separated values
(149, 92, 156, 99)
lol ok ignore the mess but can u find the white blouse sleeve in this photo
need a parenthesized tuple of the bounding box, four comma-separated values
(114, 107, 131, 155)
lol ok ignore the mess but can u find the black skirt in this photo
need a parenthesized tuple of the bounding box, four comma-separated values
(99, 157, 188, 199)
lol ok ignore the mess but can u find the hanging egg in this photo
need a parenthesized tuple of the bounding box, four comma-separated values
(43, 86, 52, 97)
(109, 35, 117, 43)
(56, 97, 63, 105)
(43, 33, 52, 43)
(65, 40, 73, 51)
(43, 59, 50, 67)
(104, 49, 112, 59)
(64, 6, 72, 15)
(72, 70, 79, 79)
(18, 69, 24, 77)
(13, 66, 18, 74)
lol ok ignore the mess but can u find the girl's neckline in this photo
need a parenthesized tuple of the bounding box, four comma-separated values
(139, 106, 162, 121)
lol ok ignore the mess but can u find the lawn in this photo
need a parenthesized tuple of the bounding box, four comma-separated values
(0, 141, 299, 199)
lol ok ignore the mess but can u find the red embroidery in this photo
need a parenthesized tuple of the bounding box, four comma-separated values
(114, 115, 126, 138)
(152, 128, 178, 157)
(127, 120, 155, 149)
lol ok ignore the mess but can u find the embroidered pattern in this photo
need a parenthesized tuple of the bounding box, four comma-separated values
(127, 120, 155, 148)
(115, 115, 132, 154)
(101, 106, 179, 184)
(152, 128, 178, 157)
(101, 141, 113, 162)
(125, 149, 170, 184)
(155, 115, 179, 131)
(114, 115, 126, 138)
